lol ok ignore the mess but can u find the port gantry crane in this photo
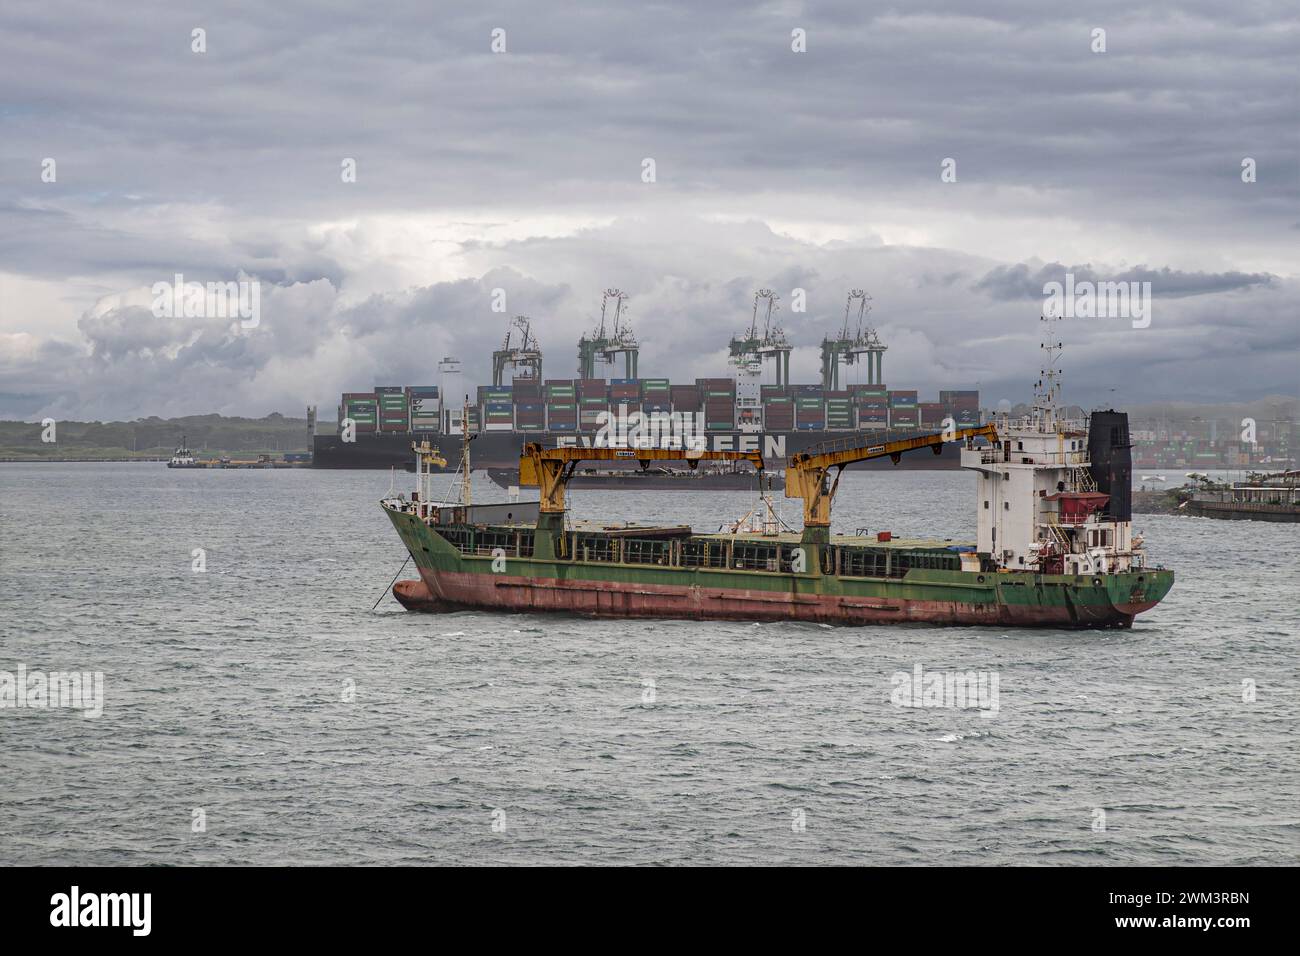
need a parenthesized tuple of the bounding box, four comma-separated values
(491, 316, 543, 387)
(729, 289, 793, 386)
(820, 290, 887, 390)
(577, 289, 640, 379)
(847, 291, 886, 386)
(786, 424, 1000, 544)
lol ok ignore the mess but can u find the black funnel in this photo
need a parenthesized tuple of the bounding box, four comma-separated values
(1087, 410, 1132, 521)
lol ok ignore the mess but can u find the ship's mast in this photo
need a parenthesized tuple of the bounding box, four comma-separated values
(1032, 311, 1064, 432)
(460, 395, 473, 508)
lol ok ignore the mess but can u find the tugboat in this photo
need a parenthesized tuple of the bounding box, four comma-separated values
(167, 437, 197, 468)
(380, 317, 1173, 627)
(1179, 469, 1300, 522)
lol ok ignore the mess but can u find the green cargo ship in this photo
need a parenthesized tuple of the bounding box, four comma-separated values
(381, 397, 1174, 628)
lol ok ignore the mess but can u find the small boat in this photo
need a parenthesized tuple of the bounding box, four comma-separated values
(1141, 474, 1165, 483)
(167, 437, 197, 468)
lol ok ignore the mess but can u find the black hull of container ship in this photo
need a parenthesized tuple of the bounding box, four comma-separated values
(312, 430, 968, 471)
(486, 467, 782, 491)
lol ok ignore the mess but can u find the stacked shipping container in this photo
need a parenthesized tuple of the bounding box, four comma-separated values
(699, 378, 735, 430)
(609, 378, 641, 402)
(854, 385, 889, 429)
(377, 386, 408, 432)
(888, 389, 919, 430)
(342, 392, 378, 434)
(941, 389, 980, 426)
(545, 379, 576, 431)
(512, 379, 544, 430)
(641, 378, 671, 414)
(580, 397, 607, 432)
(477, 385, 515, 432)
(825, 390, 853, 431)
(796, 392, 825, 430)
(407, 385, 440, 432)
(577, 379, 606, 400)
(763, 389, 794, 430)
(670, 384, 701, 412)
(918, 402, 948, 428)
(336, 380, 980, 440)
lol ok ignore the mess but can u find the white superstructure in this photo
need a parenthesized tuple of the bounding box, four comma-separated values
(960, 316, 1146, 576)
(734, 359, 763, 432)
(167, 437, 195, 468)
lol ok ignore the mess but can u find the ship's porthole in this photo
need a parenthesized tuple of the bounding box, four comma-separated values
(976, 575, 985, 584)
(1137, 576, 1145, 584)
(1092, 577, 1102, 587)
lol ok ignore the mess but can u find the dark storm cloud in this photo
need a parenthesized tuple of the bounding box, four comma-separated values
(973, 262, 1276, 300)
(0, 0, 1295, 417)
(3, 1, 1295, 222)
(11, 217, 1291, 420)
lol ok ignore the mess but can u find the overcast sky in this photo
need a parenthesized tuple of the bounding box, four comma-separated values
(1, 0, 1296, 420)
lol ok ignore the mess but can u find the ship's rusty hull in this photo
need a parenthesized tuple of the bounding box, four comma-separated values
(382, 504, 1173, 629)
(395, 566, 1164, 628)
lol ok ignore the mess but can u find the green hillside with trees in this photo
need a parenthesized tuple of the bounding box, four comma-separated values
(0, 413, 320, 460)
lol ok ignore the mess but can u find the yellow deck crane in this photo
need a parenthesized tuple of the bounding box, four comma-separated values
(519, 442, 765, 514)
(785, 425, 999, 543)
(518, 442, 767, 559)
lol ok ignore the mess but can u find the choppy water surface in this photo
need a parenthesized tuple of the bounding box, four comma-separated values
(2, 463, 1296, 865)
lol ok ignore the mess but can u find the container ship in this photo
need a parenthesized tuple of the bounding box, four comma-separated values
(379, 318, 1174, 628)
(312, 292, 981, 471)
(486, 463, 783, 492)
